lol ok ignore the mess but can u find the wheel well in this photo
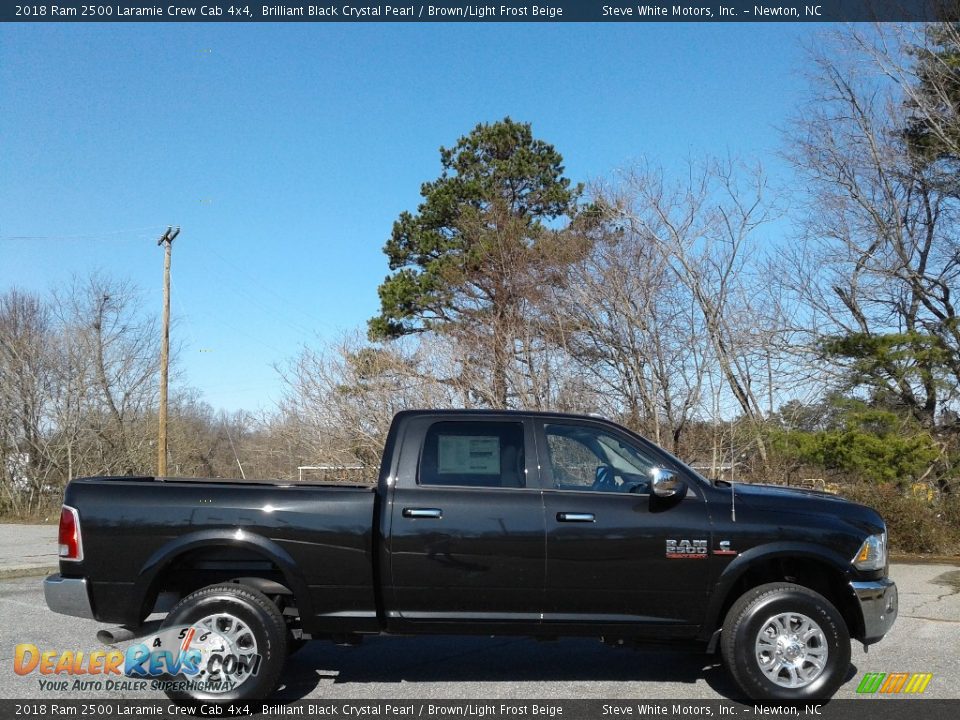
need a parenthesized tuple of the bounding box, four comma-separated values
(141, 545, 298, 621)
(716, 557, 861, 638)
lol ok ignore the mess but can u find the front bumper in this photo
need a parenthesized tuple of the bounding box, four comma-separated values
(850, 578, 897, 644)
(43, 574, 94, 619)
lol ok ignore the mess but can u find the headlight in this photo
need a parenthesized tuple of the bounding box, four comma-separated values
(852, 532, 887, 571)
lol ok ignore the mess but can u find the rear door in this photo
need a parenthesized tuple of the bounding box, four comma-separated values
(386, 416, 545, 625)
(536, 419, 710, 632)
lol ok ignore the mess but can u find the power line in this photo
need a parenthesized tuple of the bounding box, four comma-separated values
(200, 242, 335, 335)
(0, 225, 162, 242)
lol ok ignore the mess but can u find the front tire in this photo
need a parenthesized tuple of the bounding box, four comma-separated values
(720, 582, 850, 701)
(160, 583, 288, 702)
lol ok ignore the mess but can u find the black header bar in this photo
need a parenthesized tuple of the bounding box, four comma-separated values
(2, 1, 958, 23)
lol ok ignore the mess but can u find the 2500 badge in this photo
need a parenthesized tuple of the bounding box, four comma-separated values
(665, 539, 707, 559)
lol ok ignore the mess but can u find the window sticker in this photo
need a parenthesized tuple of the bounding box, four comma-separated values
(438, 435, 500, 475)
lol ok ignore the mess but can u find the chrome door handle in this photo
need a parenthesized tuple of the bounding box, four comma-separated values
(557, 512, 595, 522)
(403, 508, 443, 519)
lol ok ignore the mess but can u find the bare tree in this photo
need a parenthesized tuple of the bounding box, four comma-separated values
(785, 29, 960, 429)
(546, 205, 707, 453)
(606, 159, 783, 463)
(53, 275, 162, 474)
(278, 333, 461, 479)
(848, 23, 960, 190)
(0, 290, 57, 512)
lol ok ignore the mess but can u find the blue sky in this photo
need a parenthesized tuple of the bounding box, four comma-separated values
(0, 22, 822, 413)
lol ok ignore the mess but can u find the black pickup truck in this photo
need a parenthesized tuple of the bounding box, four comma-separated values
(44, 409, 897, 702)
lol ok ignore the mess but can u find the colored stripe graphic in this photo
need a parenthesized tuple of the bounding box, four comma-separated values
(856, 673, 886, 693)
(880, 672, 909, 693)
(857, 672, 932, 694)
(904, 674, 933, 694)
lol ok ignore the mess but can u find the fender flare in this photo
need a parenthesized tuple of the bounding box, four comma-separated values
(701, 541, 853, 639)
(133, 529, 314, 622)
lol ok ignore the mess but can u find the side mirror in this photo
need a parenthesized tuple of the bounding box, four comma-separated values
(651, 467, 683, 498)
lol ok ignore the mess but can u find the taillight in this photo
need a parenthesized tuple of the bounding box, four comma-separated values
(58, 505, 83, 561)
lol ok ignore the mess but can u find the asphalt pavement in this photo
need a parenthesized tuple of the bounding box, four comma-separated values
(0, 524, 57, 579)
(0, 562, 957, 701)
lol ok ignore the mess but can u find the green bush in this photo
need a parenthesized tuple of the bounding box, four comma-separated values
(839, 481, 960, 555)
(771, 406, 940, 484)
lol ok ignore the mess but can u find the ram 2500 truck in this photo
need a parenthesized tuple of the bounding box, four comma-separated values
(44, 409, 897, 702)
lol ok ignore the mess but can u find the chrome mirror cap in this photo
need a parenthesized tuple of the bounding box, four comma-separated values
(651, 468, 682, 497)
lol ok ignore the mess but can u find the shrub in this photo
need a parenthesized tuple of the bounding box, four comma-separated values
(839, 480, 960, 555)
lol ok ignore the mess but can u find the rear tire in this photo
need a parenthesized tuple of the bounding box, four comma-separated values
(160, 583, 287, 702)
(720, 582, 850, 701)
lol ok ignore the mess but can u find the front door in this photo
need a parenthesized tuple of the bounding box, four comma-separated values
(388, 417, 545, 625)
(536, 419, 710, 632)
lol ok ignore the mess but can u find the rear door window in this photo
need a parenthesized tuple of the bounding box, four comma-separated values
(419, 421, 526, 488)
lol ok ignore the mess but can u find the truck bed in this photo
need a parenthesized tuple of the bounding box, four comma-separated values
(62, 476, 379, 633)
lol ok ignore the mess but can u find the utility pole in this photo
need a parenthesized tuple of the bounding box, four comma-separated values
(157, 225, 180, 477)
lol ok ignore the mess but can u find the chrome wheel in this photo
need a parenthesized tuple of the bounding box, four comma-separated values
(192, 612, 260, 691)
(754, 611, 828, 689)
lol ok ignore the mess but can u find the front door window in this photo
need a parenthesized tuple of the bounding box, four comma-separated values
(544, 423, 656, 494)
